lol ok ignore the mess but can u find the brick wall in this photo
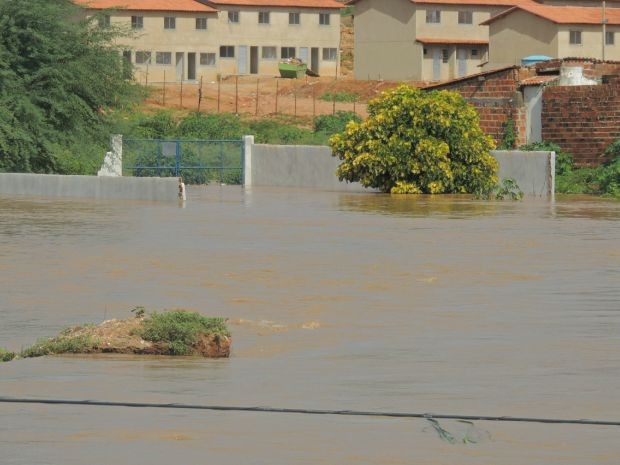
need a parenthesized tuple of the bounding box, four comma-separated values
(542, 80, 620, 166)
(426, 67, 532, 147)
(537, 59, 620, 80)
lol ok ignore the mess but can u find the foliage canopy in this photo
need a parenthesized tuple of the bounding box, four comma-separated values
(0, 0, 138, 173)
(330, 85, 498, 194)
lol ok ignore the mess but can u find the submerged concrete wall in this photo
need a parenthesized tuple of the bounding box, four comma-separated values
(249, 144, 375, 192)
(0, 173, 181, 202)
(491, 150, 555, 197)
(245, 143, 554, 197)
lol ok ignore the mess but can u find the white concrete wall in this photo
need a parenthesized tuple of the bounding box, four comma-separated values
(248, 144, 375, 192)
(0, 173, 181, 202)
(245, 143, 555, 196)
(491, 150, 555, 197)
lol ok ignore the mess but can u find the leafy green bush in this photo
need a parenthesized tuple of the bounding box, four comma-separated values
(498, 118, 517, 150)
(21, 335, 100, 358)
(597, 147, 620, 197)
(137, 310, 230, 356)
(0, 0, 140, 173)
(176, 112, 245, 140)
(520, 139, 619, 197)
(330, 85, 497, 194)
(0, 347, 16, 362)
(314, 111, 362, 136)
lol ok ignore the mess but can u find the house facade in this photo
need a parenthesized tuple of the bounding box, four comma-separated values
(482, 4, 620, 68)
(350, 0, 522, 81)
(76, 0, 342, 82)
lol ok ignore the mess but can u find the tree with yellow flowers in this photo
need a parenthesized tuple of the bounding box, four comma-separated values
(330, 85, 498, 194)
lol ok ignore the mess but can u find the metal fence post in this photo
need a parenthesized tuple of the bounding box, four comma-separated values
(175, 140, 180, 177)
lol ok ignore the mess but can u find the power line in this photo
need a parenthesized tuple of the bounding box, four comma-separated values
(1, 397, 619, 427)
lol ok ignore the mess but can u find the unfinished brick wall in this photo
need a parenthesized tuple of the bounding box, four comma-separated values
(537, 59, 620, 80)
(426, 67, 531, 147)
(542, 80, 620, 166)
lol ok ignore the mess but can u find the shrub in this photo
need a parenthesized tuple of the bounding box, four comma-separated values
(330, 85, 497, 194)
(21, 335, 100, 358)
(176, 112, 245, 140)
(136, 310, 229, 356)
(498, 118, 517, 150)
(597, 149, 620, 197)
(314, 111, 362, 136)
(1, 347, 16, 362)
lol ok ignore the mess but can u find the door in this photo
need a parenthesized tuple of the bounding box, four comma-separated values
(175, 52, 184, 81)
(238, 45, 248, 74)
(299, 47, 309, 65)
(311, 48, 319, 75)
(187, 53, 196, 81)
(457, 48, 467, 77)
(250, 46, 258, 74)
(432, 48, 441, 81)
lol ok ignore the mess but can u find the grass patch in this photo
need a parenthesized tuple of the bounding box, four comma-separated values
(136, 310, 230, 356)
(319, 91, 359, 103)
(1, 347, 16, 362)
(21, 335, 100, 358)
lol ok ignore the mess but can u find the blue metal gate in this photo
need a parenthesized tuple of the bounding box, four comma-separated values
(123, 139, 244, 185)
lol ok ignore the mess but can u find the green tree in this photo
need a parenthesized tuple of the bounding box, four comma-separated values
(0, 0, 138, 173)
(329, 85, 498, 194)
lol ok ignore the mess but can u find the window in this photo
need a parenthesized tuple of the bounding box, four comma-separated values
(281, 47, 296, 59)
(228, 11, 239, 23)
(289, 12, 300, 25)
(426, 9, 441, 24)
(262, 46, 277, 59)
(458, 11, 472, 24)
(471, 49, 479, 57)
(135, 51, 151, 64)
(164, 17, 176, 29)
(196, 17, 207, 30)
(131, 16, 143, 29)
(441, 48, 449, 63)
(569, 30, 582, 45)
(319, 13, 330, 25)
(122, 50, 132, 62)
(322, 48, 337, 61)
(258, 11, 270, 24)
(98, 14, 111, 27)
(220, 45, 235, 58)
(423, 48, 428, 56)
(155, 52, 171, 65)
(200, 53, 216, 66)
(606, 31, 615, 45)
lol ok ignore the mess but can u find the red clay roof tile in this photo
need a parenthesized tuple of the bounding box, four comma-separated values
(417, 37, 489, 44)
(204, 0, 342, 8)
(482, 3, 620, 25)
(75, 0, 217, 12)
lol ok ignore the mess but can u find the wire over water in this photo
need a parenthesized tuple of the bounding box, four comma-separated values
(1, 397, 619, 427)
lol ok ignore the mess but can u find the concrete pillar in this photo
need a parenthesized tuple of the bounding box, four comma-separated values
(97, 134, 123, 177)
(243, 135, 254, 188)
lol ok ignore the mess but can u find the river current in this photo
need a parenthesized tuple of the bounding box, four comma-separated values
(1, 186, 619, 464)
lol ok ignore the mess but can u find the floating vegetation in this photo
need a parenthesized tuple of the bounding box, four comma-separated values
(424, 417, 491, 444)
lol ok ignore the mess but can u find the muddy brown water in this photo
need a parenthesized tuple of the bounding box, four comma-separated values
(1, 186, 619, 464)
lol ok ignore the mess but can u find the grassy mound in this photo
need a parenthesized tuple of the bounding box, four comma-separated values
(7, 309, 231, 361)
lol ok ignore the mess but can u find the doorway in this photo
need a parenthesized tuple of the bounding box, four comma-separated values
(187, 53, 196, 81)
(250, 46, 259, 74)
(311, 48, 319, 75)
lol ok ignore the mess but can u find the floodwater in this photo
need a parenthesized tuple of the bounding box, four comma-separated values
(0, 186, 619, 465)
